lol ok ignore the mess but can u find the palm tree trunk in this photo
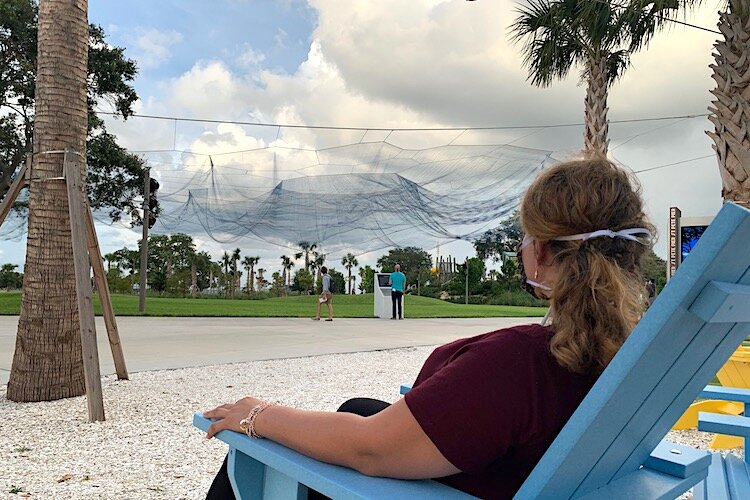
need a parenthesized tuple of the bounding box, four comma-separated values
(707, 1, 750, 206)
(191, 262, 197, 298)
(8, 0, 89, 402)
(583, 55, 609, 157)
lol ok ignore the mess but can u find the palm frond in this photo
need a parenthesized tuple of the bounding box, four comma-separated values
(605, 49, 631, 85)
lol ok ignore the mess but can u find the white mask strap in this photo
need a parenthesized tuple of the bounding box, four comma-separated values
(553, 228, 652, 244)
(526, 278, 552, 291)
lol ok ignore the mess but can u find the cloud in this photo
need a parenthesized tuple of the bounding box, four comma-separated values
(97, 0, 727, 268)
(237, 46, 266, 68)
(274, 28, 289, 50)
(127, 27, 183, 69)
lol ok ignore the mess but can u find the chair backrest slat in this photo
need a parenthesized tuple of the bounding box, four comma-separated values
(515, 203, 750, 500)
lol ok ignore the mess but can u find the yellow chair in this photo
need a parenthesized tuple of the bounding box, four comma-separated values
(673, 345, 750, 449)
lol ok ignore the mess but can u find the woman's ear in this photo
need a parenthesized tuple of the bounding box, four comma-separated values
(534, 240, 552, 266)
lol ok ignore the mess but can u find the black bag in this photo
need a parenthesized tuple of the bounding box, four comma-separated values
(328, 276, 337, 294)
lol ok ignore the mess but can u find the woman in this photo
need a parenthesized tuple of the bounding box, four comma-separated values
(203, 157, 655, 499)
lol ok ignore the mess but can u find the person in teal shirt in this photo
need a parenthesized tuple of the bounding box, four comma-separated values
(388, 264, 406, 320)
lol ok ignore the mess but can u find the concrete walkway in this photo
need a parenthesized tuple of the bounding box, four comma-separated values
(0, 316, 532, 386)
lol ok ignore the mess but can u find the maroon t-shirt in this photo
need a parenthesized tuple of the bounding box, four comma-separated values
(404, 324, 597, 499)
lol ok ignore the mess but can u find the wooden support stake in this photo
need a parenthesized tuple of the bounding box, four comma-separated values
(64, 152, 105, 422)
(0, 156, 30, 228)
(85, 207, 129, 380)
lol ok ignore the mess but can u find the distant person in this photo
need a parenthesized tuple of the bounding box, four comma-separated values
(203, 157, 654, 499)
(389, 264, 406, 320)
(312, 266, 333, 321)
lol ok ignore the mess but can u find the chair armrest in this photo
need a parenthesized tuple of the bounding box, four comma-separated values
(644, 441, 712, 478)
(699, 385, 750, 403)
(193, 412, 477, 499)
(698, 413, 750, 438)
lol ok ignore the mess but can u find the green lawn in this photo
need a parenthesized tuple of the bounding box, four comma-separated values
(0, 291, 546, 318)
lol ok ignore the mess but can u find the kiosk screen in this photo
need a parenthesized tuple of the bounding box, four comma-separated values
(377, 274, 391, 288)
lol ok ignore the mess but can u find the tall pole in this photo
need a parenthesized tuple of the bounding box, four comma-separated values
(139, 168, 150, 313)
(465, 257, 469, 305)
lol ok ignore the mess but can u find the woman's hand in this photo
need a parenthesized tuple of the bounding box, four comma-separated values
(203, 396, 264, 439)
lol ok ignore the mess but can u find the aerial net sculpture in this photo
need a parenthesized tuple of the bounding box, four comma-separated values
(143, 138, 555, 256)
(0, 127, 557, 256)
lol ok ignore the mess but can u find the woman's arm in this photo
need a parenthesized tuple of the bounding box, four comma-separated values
(203, 397, 460, 479)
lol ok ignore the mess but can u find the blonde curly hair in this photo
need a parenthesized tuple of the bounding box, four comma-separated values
(520, 157, 655, 374)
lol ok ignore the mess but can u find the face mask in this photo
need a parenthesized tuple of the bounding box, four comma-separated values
(517, 236, 551, 299)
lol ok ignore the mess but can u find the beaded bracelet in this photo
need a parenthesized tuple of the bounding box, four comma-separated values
(239, 401, 274, 438)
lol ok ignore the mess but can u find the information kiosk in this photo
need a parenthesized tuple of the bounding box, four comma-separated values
(374, 273, 402, 318)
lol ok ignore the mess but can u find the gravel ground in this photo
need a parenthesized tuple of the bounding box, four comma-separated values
(0, 346, 743, 499)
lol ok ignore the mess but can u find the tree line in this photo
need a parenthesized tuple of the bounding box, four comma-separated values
(94, 236, 432, 298)
(2, 220, 667, 304)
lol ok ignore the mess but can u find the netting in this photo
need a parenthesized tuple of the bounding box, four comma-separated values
(1, 135, 556, 256)
(144, 140, 555, 255)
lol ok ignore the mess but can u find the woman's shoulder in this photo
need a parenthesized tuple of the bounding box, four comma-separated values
(442, 323, 553, 361)
(479, 323, 552, 346)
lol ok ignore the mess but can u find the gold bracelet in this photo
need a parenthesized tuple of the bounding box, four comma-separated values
(239, 401, 274, 439)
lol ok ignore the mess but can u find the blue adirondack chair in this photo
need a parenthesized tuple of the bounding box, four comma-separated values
(194, 202, 750, 499)
(693, 386, 750, 498)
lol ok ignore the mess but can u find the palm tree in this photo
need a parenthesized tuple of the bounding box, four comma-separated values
(231, 248, 241, 298)
(103, 252, 117, 272)
(8, 0, 91, 402)
(510, 0, 689, 157)
(707, 1, 750, 205)
(341, 253, 359, 294)
(295, 241, 318, 271)
(256, 268, 266, 290)
(280, 255, 294, 294)
(311, 252, 326, 291)
(209, 260, 221, 290)
(242, 256, 260, 294)
(220, 252, 231, 296)
(284, 259, 294, 290)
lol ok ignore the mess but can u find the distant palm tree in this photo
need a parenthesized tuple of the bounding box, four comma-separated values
(104, 252, 116, 272)
(341, 253, 359, 294)
(280, 255, 294, 294)
(510, 0, 689, 156)
(221, 252, 231, 296)
(284, 258, 295, 290)
(311, 252, 326, 290)
(256, 268, 266, 290)
(231, 248, 241, 298)
(295, 241, 318, 271)
(242, 256, 260, 293)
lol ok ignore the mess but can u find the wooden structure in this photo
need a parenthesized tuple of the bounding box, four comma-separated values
(194, 202, 750, 499)
(0, 152, 128, 422)
(435, 255, 457, 283)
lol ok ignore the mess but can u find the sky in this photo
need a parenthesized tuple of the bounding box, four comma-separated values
(0, 0, 729, 281)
